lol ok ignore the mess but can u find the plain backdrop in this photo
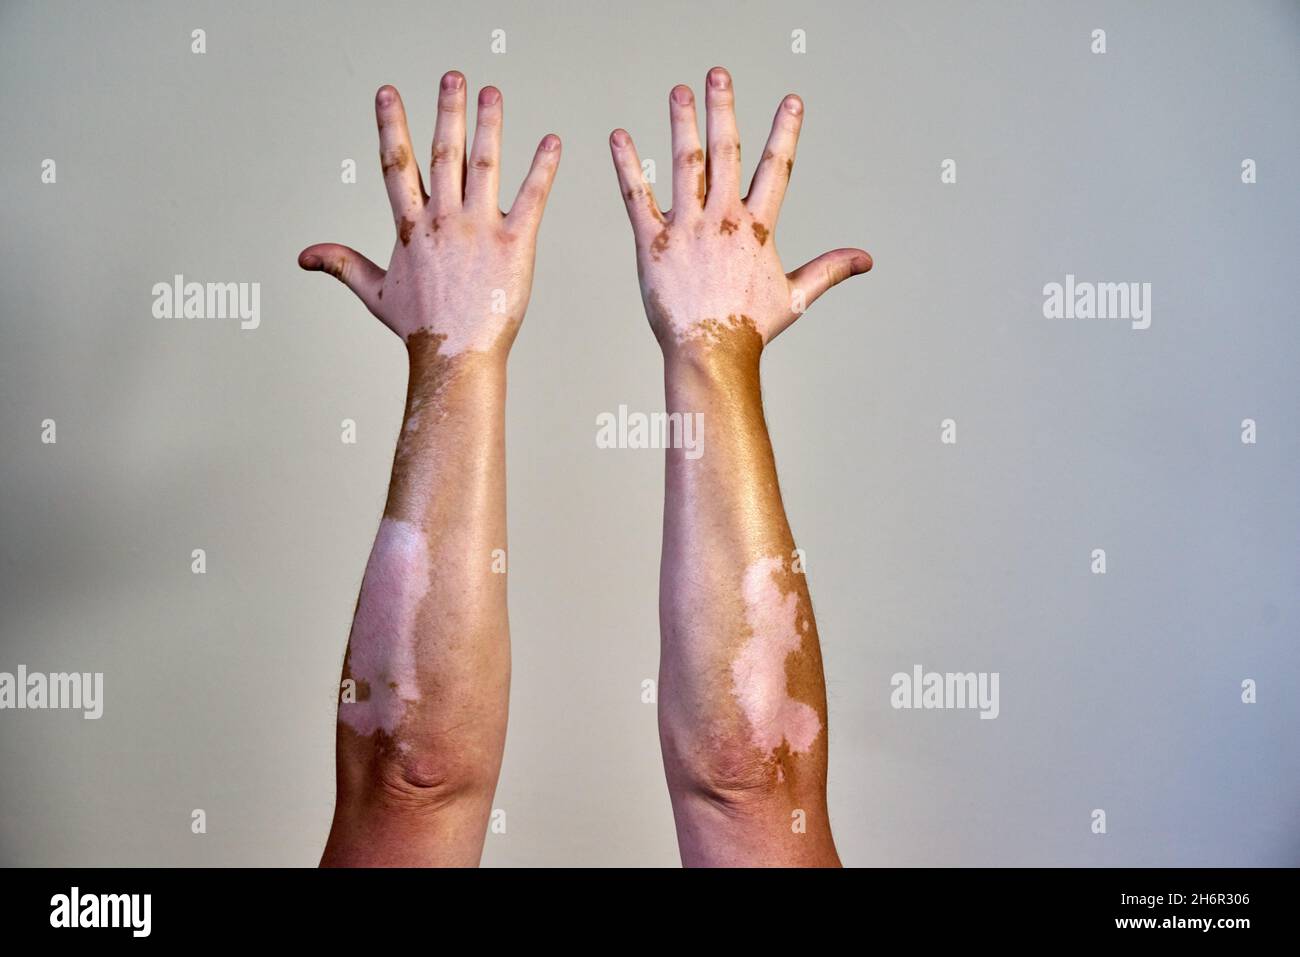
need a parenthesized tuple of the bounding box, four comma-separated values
(1, 0, 1298, 866)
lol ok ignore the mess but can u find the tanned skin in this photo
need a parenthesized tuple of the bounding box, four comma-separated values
(299, 71, 560, 866)
(610, 67, 871, 866)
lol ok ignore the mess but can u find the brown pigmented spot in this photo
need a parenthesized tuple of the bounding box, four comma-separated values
(377, 289, 383, 300)
(676, 312, 764, 358)
(762, 554, 828, 789)
(382, 143, 411, 175)
(651, 228, 670, 259)
(763, 150, 793, 180)
(677, 149, 704, 204)
(712, 140, 739, 162)
(752, 222, 769, 245)
(399, 217, 415, 246)
(384, 329, 456, 524)
(431, 143, 457, 167)
(326, 259, 345, 280)
(719, 218, 738, 235)
(767, 556, 826, 715)
(382, 327, 512, 527)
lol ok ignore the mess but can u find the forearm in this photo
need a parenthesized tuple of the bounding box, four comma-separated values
(657, 322, 837, 866)
(323, 335, 510, 866)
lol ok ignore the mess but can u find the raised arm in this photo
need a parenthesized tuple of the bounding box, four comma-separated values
(609, 67, 870, 866)
(300, 72, 559, 866)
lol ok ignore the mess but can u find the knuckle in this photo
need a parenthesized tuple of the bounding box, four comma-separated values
(431, 142, 461, 166)
(763, 150, 793, 174)
(675, 148, 705, 168)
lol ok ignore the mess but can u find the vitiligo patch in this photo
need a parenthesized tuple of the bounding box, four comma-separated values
(730, 556, 821, 756)
(339, 518, 428, 736)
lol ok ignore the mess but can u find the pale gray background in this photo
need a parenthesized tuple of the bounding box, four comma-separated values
(2, 0, 1298, 866)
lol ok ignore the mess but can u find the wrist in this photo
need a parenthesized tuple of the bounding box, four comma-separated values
(663, 344, 763, 421)
(403, 336, 508, 424)
(661, 320, 763, 386)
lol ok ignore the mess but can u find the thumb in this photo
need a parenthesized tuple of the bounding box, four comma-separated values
(298, 243, 387, 320)
(784, 247, 872, 327)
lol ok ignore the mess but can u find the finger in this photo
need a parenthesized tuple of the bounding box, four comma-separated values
(429, 70, 467, 211)
(704, 66, 741, 206)
(669, 85, 705, 216)
(299, 244, 387, 319)
(375, 86, 426, 224)
(746, 94, 803, 223)
(781, 248, 873, 334)
(464, 86, 503, 212)
(609, 128, 664, 239)
(505, 134, 562, 236)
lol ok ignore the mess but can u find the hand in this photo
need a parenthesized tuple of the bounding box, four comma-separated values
(300, 72, 561, 358)
(609, 67, 871, 355)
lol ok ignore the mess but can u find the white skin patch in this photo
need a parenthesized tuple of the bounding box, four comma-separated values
(340, 518, 429, 736)
(730, 556, 822, 755)
(381, 224, 528, 357)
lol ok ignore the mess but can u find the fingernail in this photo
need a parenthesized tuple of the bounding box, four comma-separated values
(783, 95, 803, 115)
(300, 254, 322, 269)
(852, 254, 873, 274)
(671, 85, 693, 106)
(708, 67, 730, 90)
(480, 86, 500, 106)
(376, 85, 396, 105)
(541, 134, 560, 151)
(442, 71, 463, 92)
(611, 129, 629, 147)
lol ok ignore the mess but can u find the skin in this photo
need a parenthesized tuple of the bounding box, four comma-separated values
(299, 71, 560, 866)
(610, 67, 872, 866)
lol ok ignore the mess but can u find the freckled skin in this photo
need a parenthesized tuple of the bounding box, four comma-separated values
(300, 72, 561, 867)
(610, 68, 872, 867)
